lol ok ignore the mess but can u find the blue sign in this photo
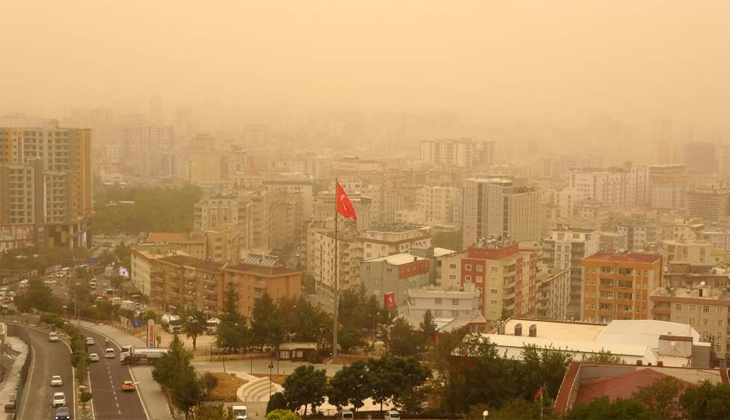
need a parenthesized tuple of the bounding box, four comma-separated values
(133, 318, 143, 328)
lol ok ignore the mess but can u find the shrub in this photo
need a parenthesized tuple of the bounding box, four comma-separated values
(308, 350, 324, 364)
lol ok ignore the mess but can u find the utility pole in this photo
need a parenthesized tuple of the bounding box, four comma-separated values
(332, 178, 339, 364)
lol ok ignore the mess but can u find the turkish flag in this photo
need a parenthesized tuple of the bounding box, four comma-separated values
(384, 292, 395, 308)
(336, 182, 357, 221)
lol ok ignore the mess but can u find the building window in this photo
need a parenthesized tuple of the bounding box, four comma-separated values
(449, 274, 456, 280)
(674, 316, 682, 323)
(465, 264, 472, 271)
(689, 317, 696, 325)
(491, 266, 498, 272)
(465, 275, 471, 281)
(451, 299, 459, 306)
(435, 310, 443, 317)
(476, 265, 483, 272)
(490, 300, 498, 305)
(689, 305, 695, 312)
(703, 318, 709, 326)
(718, 307, 725, 314)
(675, 303, 682, 311)
(703, 306, 710, 313)
(449, 264, 457, 269)
(717, 319, 724, 327)
(491, 289, 498, 294)
(435, 298, 442, 305)
(452, 310, 459, 317)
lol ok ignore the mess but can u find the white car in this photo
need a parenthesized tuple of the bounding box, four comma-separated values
(52, 392, 66, 408)
(86, 337, 95, 346)
(48, 332, 60, 342)
(89, 353, 100, 362)
(104, 348, 115, 358)
(50, 375, 63, 387)
(384, 410, 401, 420)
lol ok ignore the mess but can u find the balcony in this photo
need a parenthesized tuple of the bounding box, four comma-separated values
(250, 278, 267, 289)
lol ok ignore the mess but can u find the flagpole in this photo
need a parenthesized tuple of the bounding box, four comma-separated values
(333, 177, 339, 364)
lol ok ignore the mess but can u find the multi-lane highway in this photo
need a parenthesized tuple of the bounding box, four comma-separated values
(18, 325, 75, 420)
(82, 328, 147, 420)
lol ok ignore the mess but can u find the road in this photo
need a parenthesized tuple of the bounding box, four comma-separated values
(18, 326, 75, 420)
(82, 328, 148, 420)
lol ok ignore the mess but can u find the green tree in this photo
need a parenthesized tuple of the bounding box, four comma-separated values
(565, 396, 659, 420)
(419, 309, 437, 346)
(327, 361, 371, 413)
(16, 278, 61, 313)
(79, 391, 93, 409)
(387, 318, 422, 357)
(217, 286, 248, 353)
(266, 409, 300, 420)
(581, 349, 623, 364)
(278, 297, 332, 345)
(141, 309, 157, 322)
(679, 380, 730, 420)
(368, 355, 430, 413)
(152, 334, 191, 388)
(633, 376, 683, 420)
(170, 366, 206, 420)
(183, 308, 207, 350)
(251, 292, 283, 351)
(282, 365, 328, 416)
(338, 325, 365, 353)
(427, 327, 470, 413)
(513, 345, 573, 401)
(267, 392, 288, 414)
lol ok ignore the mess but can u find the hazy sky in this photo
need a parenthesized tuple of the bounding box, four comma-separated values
(1, 0, 729, 127)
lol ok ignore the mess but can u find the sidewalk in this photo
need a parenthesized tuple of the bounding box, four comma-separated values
(0, 336, 28, 415)
(77, 321, 173, 420)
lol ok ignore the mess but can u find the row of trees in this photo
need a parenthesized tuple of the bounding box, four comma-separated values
(273, 355, 429, 416)
(152, 335, 207, 420)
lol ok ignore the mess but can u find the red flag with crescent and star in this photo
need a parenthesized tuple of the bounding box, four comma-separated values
(336, 182, 357, 221)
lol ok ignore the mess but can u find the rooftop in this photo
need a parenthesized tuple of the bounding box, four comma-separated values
(157, 255, 223, 272)
(368, 253, 427, 266)
(651, 285, 730, 301)
(583, 251, 661, 264)
(147, 232, 203, 244)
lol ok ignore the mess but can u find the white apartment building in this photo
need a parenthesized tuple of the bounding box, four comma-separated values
(420, 138, 495, 168)
(702, 228, 730, 251)
(543, 227, 600, 318)
(569, 162, 648, 210)
(361, 225, 432, 260)
(263, 172, 314, 222)
(306, 223, 363, 300)
(417, 186, 463, 226)
(537, 269, 571, 321)
(463, 178, 542, 248)
(400, 285, 487, 332)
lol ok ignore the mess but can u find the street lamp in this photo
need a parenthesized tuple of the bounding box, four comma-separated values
(268, 361, 274, 397)
(482, 410, 489, 420)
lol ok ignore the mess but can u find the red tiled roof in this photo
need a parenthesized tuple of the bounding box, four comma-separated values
(573, 369, 692, 407)
(583, 252, 661, 264)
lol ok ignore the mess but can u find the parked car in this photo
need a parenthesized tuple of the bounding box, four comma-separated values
(341, 411, 354, 420)
(48, 332, 60, 342)
(50, 375, 63, 387)
(52, 392, 66, 408)
(384, 410, 400, 420)
(89, 353, 100, 362)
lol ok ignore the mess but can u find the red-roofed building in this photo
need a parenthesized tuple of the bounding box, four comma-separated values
(581, 252, 663, 322)
(554, 362, 729, 414)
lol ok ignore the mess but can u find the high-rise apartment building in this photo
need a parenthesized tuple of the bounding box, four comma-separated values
(537, 269, 571, 321)
(569, 163, 648, 210)
(647, 164, 687, 210)
(417, 186, 463, 226)
(684, 142, 718, 174)
(543, 227, 600, 318)
(420, 138, 495, 168)
(686, 184, 730, 222)
(0, 121, 92, 249)
(581, 252, 663, 323)
(463, 178, 542, 248)
(459, 240, 539, 321)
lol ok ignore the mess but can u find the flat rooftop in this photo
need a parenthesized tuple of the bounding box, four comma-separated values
(583, 252, 661, 264)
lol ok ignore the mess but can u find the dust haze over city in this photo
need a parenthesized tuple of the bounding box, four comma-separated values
(1, 1, 730, 420)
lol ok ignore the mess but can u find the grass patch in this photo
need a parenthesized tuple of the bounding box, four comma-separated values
(206, 372, 247, 401)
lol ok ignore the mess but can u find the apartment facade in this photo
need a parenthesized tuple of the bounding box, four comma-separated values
(420, 138, 495, 168)
(537, 269, 571, 321)
(0, 122, 93, 249)
(306, 222, 363, 300)
(459, 240, 539, 321)
(569, 163, 648, 210)
(400, 285, 487, 332)
(360, 253, 430, 312)
(361, 225, 432, 260)
(543, 227, 601, 318)
(650, 273, 730, 366)
(581, 252, 663, 322)
(686, 184, 730, 222)
(416, 186, 463, 226)
(463, 178, 542, 248)
(647, 164, 687, 210)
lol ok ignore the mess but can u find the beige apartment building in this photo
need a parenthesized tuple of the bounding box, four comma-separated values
(650, 272, 730, 366)
(581, 252, 663, 323)
(0, 121, 93, 250)
(462, 178, 542, 248)
(416, 186, 463, 226)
